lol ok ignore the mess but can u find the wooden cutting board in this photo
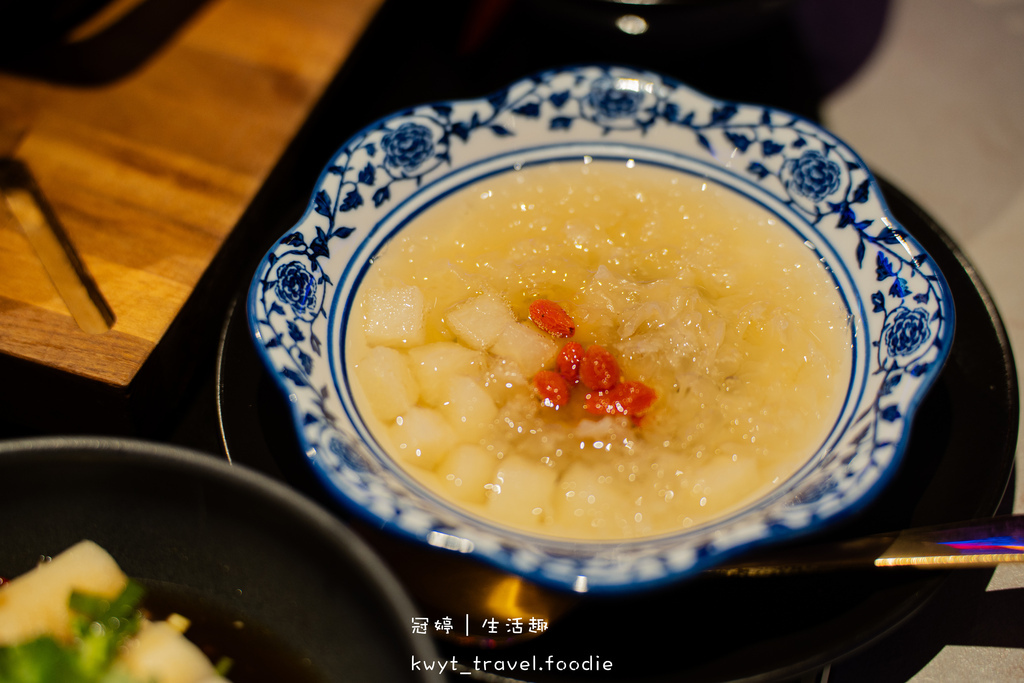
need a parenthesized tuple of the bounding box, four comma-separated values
(0, 0, 382, 417)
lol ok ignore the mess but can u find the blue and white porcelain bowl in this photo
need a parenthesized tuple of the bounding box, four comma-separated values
(247, 65, 953, 594)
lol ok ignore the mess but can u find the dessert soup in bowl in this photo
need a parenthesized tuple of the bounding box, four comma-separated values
(249, 65, 953, 593)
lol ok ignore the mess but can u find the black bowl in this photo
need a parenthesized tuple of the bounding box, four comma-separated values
(0, 436, 438, 683)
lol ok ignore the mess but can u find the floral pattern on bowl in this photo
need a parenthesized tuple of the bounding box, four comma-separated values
(247, 65, 954, 593)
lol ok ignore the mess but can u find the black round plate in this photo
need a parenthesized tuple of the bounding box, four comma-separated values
(217, 178, 1018, 682)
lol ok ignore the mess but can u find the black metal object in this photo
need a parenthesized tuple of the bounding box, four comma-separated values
(0, 0, 209, 84)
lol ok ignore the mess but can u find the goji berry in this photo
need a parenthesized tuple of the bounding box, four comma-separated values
(557, 341, 584, 384)
(612, 381, 657, 417)
(579, 345, 620, 391)
(529, 299, 575, 338)
(583, 381, 657, 419)
(533, 370, 570, 408)
(583, 390, 618, 416)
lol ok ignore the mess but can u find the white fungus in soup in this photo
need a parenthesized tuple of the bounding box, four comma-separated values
(346, 160, 851, 540)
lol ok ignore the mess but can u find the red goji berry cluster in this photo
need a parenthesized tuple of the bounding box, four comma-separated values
(528, 299, 656, 420)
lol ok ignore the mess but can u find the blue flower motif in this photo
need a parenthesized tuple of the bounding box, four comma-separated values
(884, 306, 930, 357)
(381, 122, 434, 171)
(785, 150, 841, 202)
(274, 261, 318, 316)
(588, 77, 644, 120)
(327, 435, 370, 473)
(796, 476, 839, 505)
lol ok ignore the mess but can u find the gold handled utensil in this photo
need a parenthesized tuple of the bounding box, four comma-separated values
(710, 514, 1024, 576)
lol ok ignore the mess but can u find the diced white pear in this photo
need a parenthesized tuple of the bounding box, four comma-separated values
(0, 540, 127, 645)
(115, 620, 220, 683)
(407, 342, 486, 406)
(389, 407, 455, 469)
(554, 463, 631, 535)
(480, 357, 528, 405)
(486, 458, 557, 526)
(490, 322, 558, 377)
(437, 444, 496, 504)
(439, 376, 498, 440)
(446, 293, 516, 350)
(360, 286, 425, 347)
(352, 346, 419, 421)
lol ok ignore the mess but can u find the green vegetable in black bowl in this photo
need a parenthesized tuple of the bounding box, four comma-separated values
(1, 541, 229, 683)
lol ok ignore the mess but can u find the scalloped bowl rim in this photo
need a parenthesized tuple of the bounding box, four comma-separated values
(247, 65, 954, 593)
